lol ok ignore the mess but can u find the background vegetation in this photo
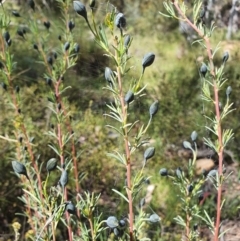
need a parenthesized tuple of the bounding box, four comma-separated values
(1, 0, 240, 240)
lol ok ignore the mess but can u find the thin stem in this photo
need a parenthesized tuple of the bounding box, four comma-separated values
(172, 2, 223, 240)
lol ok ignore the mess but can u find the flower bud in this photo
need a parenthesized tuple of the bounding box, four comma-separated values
(3, 32, 10, 42)
(106, 216, 118, 228)
(222, 51, 229, 64)
(149, 213, 160, 223)
(149, 100, 159, 118)
(59, 170, 68, 188)
(183, 141, 191, 149)
(47, 56, 53, 65)
(124, 90, 134, 104)
(144, 146, 155, 163)
(64, 42, 70, 52)
(7, 39, 11, 46)
(226, 86, 232, 96)
(142, 53, 155, 73)
(159, 168, 168, 176)
(44, 21, 51, 29)
(68, 21, 75, 32)
(33, 43, 38, 51)
(191, 131, 198, 142)
(12, 10, 20, 17)
(65, 201, 76, 214)
(124, 35, 131, 49)
(28, 0, 35, 11)
(200, 63, 207, 77)
(89, 0, 95, 9)
(46, 158, 57, 173)
(73, 1, 88, 21)
(105, 67, 114, 84)
(175, 167, 182, 178)
(115, 13, 126, 29)
(1, 82, 7, 91)
(12, 160, 30, 181)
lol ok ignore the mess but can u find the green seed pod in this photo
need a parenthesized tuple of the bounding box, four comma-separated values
(144, 146, 155, 162)
(222, 51, 229, 64)
(64, 42, 70, 52)
(183, 141, 191, 149)
(149, 100, 159, 118)
(142, 53, 155, 73)
(159, 168, 168, 176)
(12, 10, 20, 17)
(65, 201, 76, 215)
(149, 213, 160, 223)
(73, 1, 88, 21)
(3, 32, 10, 42)
(226, 86, 232, 96)
(12, 160, 30, 181)
(68, 21, 75, 32)
(89, 0, 95, 8)
(115, 13, 126, 29)
(74, 43, 80, 53)
(46, 158, 57, 173)
(44, 21, 51, 29)
(59, 170, 68, 188)
(191, 131, 198, 142)
(28, 0, 35, 11)
(105, 67, 114, 85)
(200, 63, 207, 77)
(124, 90, 134, 104)
(106, 216, 118, 228)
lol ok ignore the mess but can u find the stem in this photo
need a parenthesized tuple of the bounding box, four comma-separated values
(172, 2, 224, 240)
(88, 217, 95, 241)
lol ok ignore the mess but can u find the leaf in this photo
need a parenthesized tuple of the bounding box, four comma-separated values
(112, 189, 129, 203)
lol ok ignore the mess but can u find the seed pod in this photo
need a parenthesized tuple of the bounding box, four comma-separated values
(124, 34, 131, 49)
(144, 146, 155, 163)
(59, 169, 68, 188)
(207, 169, 217, 178)
(68, 21, 75, 31)
(113, 228, 121, 237)
(226, 86, 232, 96)
(58, 35, 62, 41)
(12, 10, 20, 17)
(28, 0, 35, 11)
(46, 158, 57, 173)
(124, 90, 134, 104)
(3, 32, 10, 42)
(191, 131, 198, 142)
(17, 29, 25, 39)
(106, 216, 118, 228)
(12, 160, 30, 181)
(159, 168, 168, 176)
(1, 82, 7, 91)
(73, 1, 88, 21)
(139, 198, 145, 208)
(119, 219, 126, 228)
(15, 86, 20, 93)
(64, 42, 70, 52)
(65, 201, 76, 215)
(47, 56, 53, 65)
(222, 51, 229, 64)
(199, 8, 205, 19)
(105, 67, 114, 84)
(74, 43, 80, 53)
(183, 141, 192, 149)
(193, 223, 198, 231)
(89, 0, 95, 9)
(7, 39, 12, 46)
(115, 13, 126, 29)
(200, 63, 207, 77)
(142, 53, 155, 73)
(44, 21, 51, 29)
(33, 43, 38, 51)
(149, 100, 159, 118)
(175, 167, 182, 178)
(149, 213, 160, 223)
(46, 77, 52, 86)
(53, 52, 57, 59)
(187, 184, 194, 193)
